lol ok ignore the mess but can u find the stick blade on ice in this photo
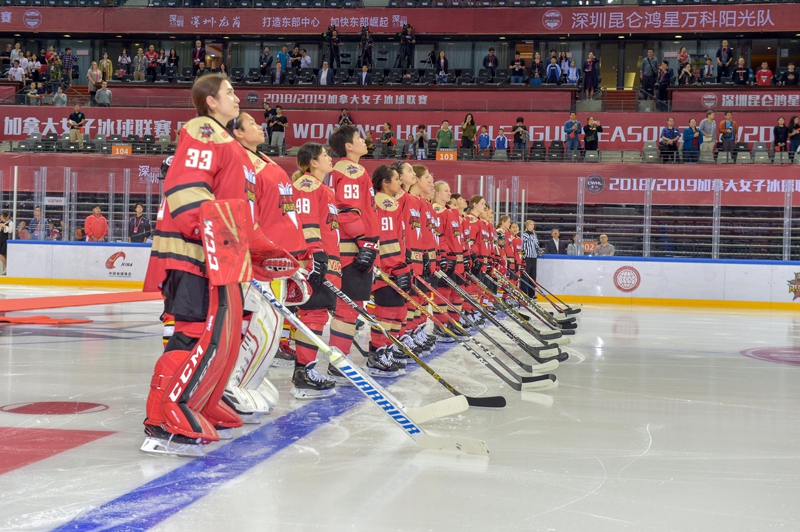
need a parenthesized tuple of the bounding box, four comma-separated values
(417, 434, 490, 456)
(405, 395, 469, 424)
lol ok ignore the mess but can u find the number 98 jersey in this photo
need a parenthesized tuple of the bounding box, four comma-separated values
(145, 117, 257, 292)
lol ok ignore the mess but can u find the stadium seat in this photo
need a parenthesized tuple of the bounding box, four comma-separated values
(584, 150, 599, 162)
(735, 152, 753, 164)
(642, 149, 659, 163)
(753, 152, 771, 164)
(717, 152, 733, 164)
(774, 152, 790, 164)
(600, 150, 622, 163)
(622, 150, 641, 163)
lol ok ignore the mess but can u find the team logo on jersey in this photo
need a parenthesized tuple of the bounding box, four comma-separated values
(326, 203, 339, 230)
(409, 208, 421, 238)
(382, 198, 394, 209)
(299, 178, 314, 188)
(345, 164, 359, 176)
(277, 182, 299, 228)
(451, 220, 462, 238)
(243, 166, 257, 217)
(426, 211, 435, 231)
(199, 124, 214, 139)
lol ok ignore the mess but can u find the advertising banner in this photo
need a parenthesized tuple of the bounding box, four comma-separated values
(670, 88, 800, 112)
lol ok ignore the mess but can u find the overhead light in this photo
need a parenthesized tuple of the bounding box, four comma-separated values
(170, 36, 176, 39)
(223, 36, 229, 39)
(618, 35, 625, 39)
(499, 36, 506, 40)
(675, 35, 682, 39)
(767, 46, 771, 50)
(63, 34, 71, 38)
(13, 33, 20, 37)
(559, 36, 566, 40)
(116, 35, 122, 38)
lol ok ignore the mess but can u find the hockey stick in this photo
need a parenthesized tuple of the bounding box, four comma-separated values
(323, 280, 506, 409)
(521, 270, 582, 315)
(489, 271, 577, 330)
(442, 271, 569, 363)
(252, 280, 488, 455)
(374, 268, 555, 391)
(411, 274, 560, 375)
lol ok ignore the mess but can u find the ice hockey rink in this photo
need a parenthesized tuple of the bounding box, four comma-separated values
(1, 283, 800, 532)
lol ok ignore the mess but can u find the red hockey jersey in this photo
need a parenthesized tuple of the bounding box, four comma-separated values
(399, 191, 424, 274)
(330, 158, 379, 268)
(373, 191, 407, 291)
(293, 172, 342, 277)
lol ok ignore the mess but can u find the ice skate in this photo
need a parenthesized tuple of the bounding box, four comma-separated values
(366, 347, 405, 378)
(290, 361, 337, 399)
(140, 424, 206, 458)
(273, 338, 296, 367)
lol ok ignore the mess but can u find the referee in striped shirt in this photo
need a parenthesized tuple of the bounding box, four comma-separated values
(521, 220, 541, 297)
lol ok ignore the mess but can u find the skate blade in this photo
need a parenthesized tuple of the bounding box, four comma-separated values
(366, 367, 406, 378)
(290, 387, 337, 400)
(406, 395, 469, 424)
(216, 429, 233, 440)
(416, 434, 489, 456)
(270, 358, 296, 368)
(140, 437, 205, 458)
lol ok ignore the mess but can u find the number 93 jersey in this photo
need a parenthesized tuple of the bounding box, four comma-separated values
(330, 158, 380, 269)
(145, 117, 257, 291)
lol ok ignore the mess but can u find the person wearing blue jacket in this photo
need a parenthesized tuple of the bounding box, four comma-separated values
(563, 112, 582, 153)
(545, 57, 562, 85)
(682, 118, 703, 163)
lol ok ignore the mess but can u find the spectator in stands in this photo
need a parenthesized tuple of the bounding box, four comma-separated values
(263, 101, 275, 143)
(461, 113, 476, 151)
(145, 45, 159, 80)
(258, 46, 273, 77)
(545, 56, 561, 85)
(359, 30, 374, 69)
(29, 54, 41, 83)
(132, 48, 146, 81)
(718, 111, 738, 155)
(509, 51, 526, 85)
(29, 206, 49, 240)
(495, 128, 508, 153)
(300, 49, 312, 70)
(698, 110, 716, 155)
(269, 106, 287, 151)
(414, 124, 428, 160)
(99, 52, 113, 82)
(732, 57, 749, 86)
(678, 63, 694, 85)
(701, 58, 714, 79)
(437, 50, 449, 77)
(330, 31, 341, 69)
(483, 47, 499, 79)
(128, 202, 151, 243)
(566, 59, 579, 85)
(592, 234, 615, 256)
(167, 49, 179, 70)
(272, 63, 285, 85)
(478, 125, 490, 156)
(7, 60, 25, 104)
(86, 61, 102, 106)
(436, 120, 453, 149)
(26, 82, 42, 106)
(583, 117, 602, 152)
(544, 228, 567, 255)
(788, 116, 800, 160)
(290, 46, 302, 73)
(656, 60, 671, 111)
(365, 131, 375, 157)
(558, 52, 569, 75)
(53, 86, 67, 106)
(660, 117, 680, 163)
(10, 42, 22, 62)
(405, 135, 415, 159)
(277, 45, 290, 71)
(191, 40, 205, 76)
(563, 112, 582, 154)
(511, 117, 528, 155)
(317, 61, 335, 85)
(682, 118, 702, 163)
(18, 51, 29, 80)
(48, 220, 61, 241)
(379, 122, 395, 155)
(678, 47, 691, 71)
(338, 108, 353, 127)
(68, 103, 86, 150)
(716, 40, 734, 82)
(640, 49, 658, 101)
(783, 63, 798, 86)
(217, 64, 229, 78)
(118, 48, 131, 76)
(528, 52, 544, 87)
(0, 212, 10, 274)
(47, 53, 62, 93)
(17, 220, 30, 240)
(0, 45, 10, 71)
(566, 234, 580, 256)
(356, 64, 371, 86)
(84, 205, 108, 243)
(583, 52, 599, 100)
(95, 81, 112, 107)
(756, 62, 773, 86)
(157, 48, 168, 76)
(774, 117, 789, 154)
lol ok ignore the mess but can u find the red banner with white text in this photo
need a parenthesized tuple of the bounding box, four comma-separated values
(670, 88, 800, 112)
(0, 5, 794, 35)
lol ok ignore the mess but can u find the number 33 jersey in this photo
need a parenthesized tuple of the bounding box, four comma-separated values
(145, 117, 257, 292)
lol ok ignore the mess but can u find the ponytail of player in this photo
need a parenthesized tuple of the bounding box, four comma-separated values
(292, 142, 327, 182)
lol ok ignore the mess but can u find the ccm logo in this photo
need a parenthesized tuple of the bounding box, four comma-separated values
(204, 220, 220, 272)
(169, 346, 204, 402)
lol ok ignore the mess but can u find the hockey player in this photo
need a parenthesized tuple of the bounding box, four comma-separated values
(225, 112, 330, 406)
(326, 125, 387, 380)
(369, 164, 411, 376)
(407, 164, 437, 351)
(508, 221, 523, 283)
(432, 180, 465, 336)
(142, 75, 297, 455)
(291, 142, 345, 396)
(463, 195, 489, 324)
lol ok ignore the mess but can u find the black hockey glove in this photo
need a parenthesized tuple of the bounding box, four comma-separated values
(392, 263, 412, 291)
(307, 251, 328, 285)
(422, 254, 432, 281)
(353, 240, 379, 272)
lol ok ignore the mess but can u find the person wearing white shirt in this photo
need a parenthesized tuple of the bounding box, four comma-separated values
(357, 64, 372, 86)
(300, 49, 311, 70)
(10, 43, 22, 62)
(317, 61, 333, 85)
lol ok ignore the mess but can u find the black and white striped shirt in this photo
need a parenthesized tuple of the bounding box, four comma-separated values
(521, 230, 540, 258)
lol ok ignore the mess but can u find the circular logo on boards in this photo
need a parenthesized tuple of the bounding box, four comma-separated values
(585, 174, 605, 194)
(542, 10, 563, 30)
(701, 93, 718, 109)
(613, 266, 641, 292)
(245, 91, 260, 105)
(23, 10, 42, 29)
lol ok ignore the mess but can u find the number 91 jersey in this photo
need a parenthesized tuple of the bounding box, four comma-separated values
(144, 117, 257, 292)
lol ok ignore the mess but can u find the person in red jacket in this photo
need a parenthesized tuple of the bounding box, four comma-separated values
(84, 205, 108, 242)
(461, 195, 487, 326)
(327, 125, 381, 382)
(755, 61, 773, 86)
(432, 180, 464, 334)
(142, 75, 296, 456)
(368, 164, 410, 377)
(412, 164, 438, 347)
(509, 221, 523, 284)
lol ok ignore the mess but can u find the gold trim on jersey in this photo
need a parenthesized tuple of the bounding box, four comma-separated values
(151, 234, 206, 264)
(182, 117, 235, 144)
(294, 174, 322, 192)
(340, 241, 359, 255)
(303, 226, 322, 241)
(380, 240, 401, 256)
(166, 185, 215, 217)
(333, 160, 365, 179)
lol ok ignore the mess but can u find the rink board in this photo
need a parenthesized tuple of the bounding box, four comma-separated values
(538, 255, 800, 309)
